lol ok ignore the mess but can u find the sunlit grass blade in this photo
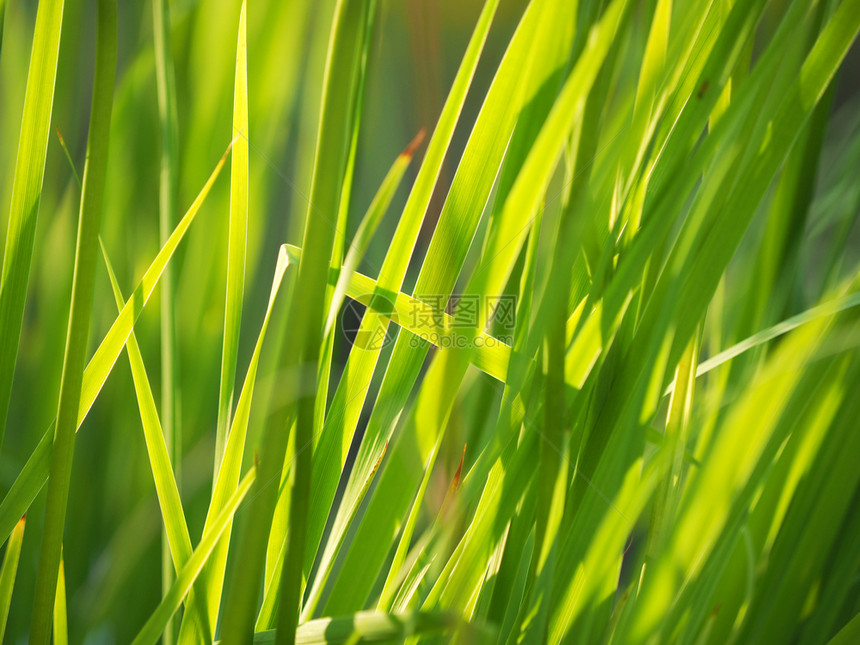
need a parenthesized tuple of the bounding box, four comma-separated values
(214, 0, 249, 476)
(0, 516, 24, 641)
(322, 0, 626, 620)
(29, 0, 117, 639)
(132, 468, 256, 645)
(0, 0, 67, 447)
(246, 610, 466, 644)
(54, 551, 68, 645)
(0, 146, 230, 549)
(662, 288, 860, 394)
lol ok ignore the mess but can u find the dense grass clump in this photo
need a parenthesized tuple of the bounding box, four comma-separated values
(1, 0, 859, 642)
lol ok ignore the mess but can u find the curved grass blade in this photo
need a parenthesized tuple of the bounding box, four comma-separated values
(0, 0, 67, 447)
(132, 468, 256, 645)
(288, 244, 511, 380)
(0, 516, 24, 641)
(0, 146, 231, 549)
(30, 0, 117, 638)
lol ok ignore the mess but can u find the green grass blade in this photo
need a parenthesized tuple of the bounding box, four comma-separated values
(0, 148, 230, 549)
(54, 551, 68, 645)
(132, 468, 256, 645)
(321, 0, 626, 619)
(0, 0, 67, 448)
(177, 245, 292, 642)
(0, 516, 24, 640)
(214, 0, 249, 477)
(667, 288, 860, 394)
(275, 4, 374, 638)
(246, 610, 462, 644)
(29, 0, 117, 639)
(262, 132, 419, 617)
(302, 0, 500, 603)
(323, 132, 422, 337)
(218, 1, 374, 640)
(101, 242, 210, 642)
(828, 612, 860, 645)
(152, 0, 181, 637)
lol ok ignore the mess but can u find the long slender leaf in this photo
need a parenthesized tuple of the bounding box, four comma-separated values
(30, 0, 117, 638)
(0, 0, 67, 446)
(0, 516, 24, 640)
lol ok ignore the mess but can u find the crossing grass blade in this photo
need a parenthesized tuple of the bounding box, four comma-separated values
(0, 146, 230, 548)
(0, 516, 24, 641)
(132, 468, 256, 645)
(323, 131, 423, 337)
(102, 243, 211, 642)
